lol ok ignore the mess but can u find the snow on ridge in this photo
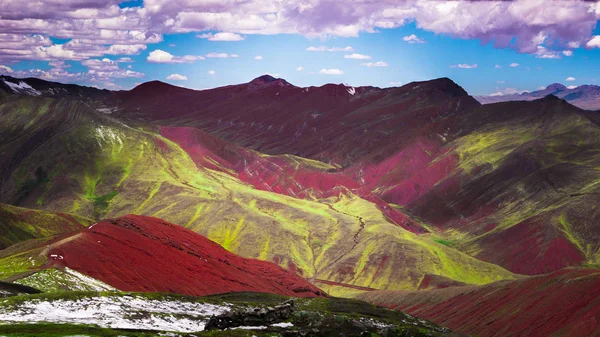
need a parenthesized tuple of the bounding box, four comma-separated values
(2, 79, 41, 96)
(0, 295, 231, 332)
(346, 86, 356, 96)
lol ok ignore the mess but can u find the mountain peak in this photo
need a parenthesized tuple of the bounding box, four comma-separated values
(540, 94, 563, 102)
(247, 74, 293, 89)
(251, 74, 278, 83)
(414, 77, 471, 98)
(545, 83, 567, 91)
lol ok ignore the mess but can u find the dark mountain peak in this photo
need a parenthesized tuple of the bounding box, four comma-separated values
(545, 83, 567, 92)
(247, 74, 293, 89)
(251, 74, 278, 83)
(129, 80, 191, 96)
(414, 77, 471, 98)
(540, 94, 562, 101)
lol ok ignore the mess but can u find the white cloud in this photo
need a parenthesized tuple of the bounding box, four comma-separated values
(495, 64, 502, 68)
(567, 85, 578, 89)
(496, 80, 506, 84)
(361, 61, 388, 67)
(197, 32, 244, 41)
(0, 65, 14, 73)
(0, 0, 597, 68)
(166, 73, 187, 81)
(82, 58, 144, 81)
(534, 46, 561, 59)
(562, 50, 573, 56)
(306, 46, 354, 52)
(208, 70, 215, 75)
(319, 68, 344, 75)
(147, 49, 204, 63)
(450, 63, 478, 69)
(106, 44, 147, 55)
(344, 53, 371, 60)
(296, 66, 304, 71)
(254, 55, 263, 60)
(509, 63, 520, 67)
(389, 81, 402, 85)
(205, 52, 237, 58)
(587, 36, 600, 48)
(565, 76, 576, 81)
(403, 34, 425, 43)
(489, 92, 504, 97)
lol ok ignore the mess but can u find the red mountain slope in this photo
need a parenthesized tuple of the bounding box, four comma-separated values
(45, 215, 325, 298)
(358, 268, 600, 337)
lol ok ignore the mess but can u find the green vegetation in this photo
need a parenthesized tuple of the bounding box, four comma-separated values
(433, 238, 456, 247)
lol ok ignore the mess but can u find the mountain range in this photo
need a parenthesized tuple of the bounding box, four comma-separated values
(475, 83, 600, 110)
(1, 74, 600, 336)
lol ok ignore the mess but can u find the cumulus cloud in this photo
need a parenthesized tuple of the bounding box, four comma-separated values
(307, 46, 354, 52)
(254, 55, 263, 60)
(0, 0, 597, 67)
(167, 73, 188, 80)
(1, 0, 599, 84)
(319, 68, 344, 75)
(296, 66, 303, 71)
(495, 64, 502, 68)
(197, 32, 244, 41)
(0, 65, 14, 73)
(587, 36, 600, 48)
(208, 70, 215, 75)
(361, 61, 388, 67)
(565, 76, 576, 81)
(106, 44, 147, 55)
(344, 53, 371, 59)
(82, 58, 144, 80)
(147, 49, 204, 63)
(562, 50, 573, 56)
(403, 34, 425, 43)
(509, 63, 519, 67)
(450, 63, 478, 69)
(567, 85, 578, 89)
(534, 46, 561, 59)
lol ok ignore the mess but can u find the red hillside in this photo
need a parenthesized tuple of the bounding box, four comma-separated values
(46, 215, 325, 298)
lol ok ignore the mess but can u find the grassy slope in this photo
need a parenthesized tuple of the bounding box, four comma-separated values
(405, 99, 600, 274)
(0, 95, 517, 294)
(0, 203, 92, 250)
(0, 291, 461, 337)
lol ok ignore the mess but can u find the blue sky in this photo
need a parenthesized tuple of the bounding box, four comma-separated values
(0, 1, 599, 96)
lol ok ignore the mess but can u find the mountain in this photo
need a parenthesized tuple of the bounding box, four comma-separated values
(1, 74, 600, 335)
(476, 83, 600, 110)
(358, 268, 600, 337)
(0, 78, 517, 297)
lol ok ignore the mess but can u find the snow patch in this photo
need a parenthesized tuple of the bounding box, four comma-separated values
(95, 126, 124, 148)
(0, 295, 231, 333)
(271, 322, 294, 328)
(346, 86, 356, 96)
(63, 267, 117, 291)
(2, 79, 41, 96)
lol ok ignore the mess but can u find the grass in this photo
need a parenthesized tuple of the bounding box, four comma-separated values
(433, 238, 457, 247)
(0, 291, 453, 336)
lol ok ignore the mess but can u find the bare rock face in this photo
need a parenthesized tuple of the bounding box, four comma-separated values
(206, 299, 295, 330)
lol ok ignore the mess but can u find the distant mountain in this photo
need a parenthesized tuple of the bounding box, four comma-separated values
(475, 83, 600, 110)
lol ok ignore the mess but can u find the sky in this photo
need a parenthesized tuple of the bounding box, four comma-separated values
(0, 0, 599, 96)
